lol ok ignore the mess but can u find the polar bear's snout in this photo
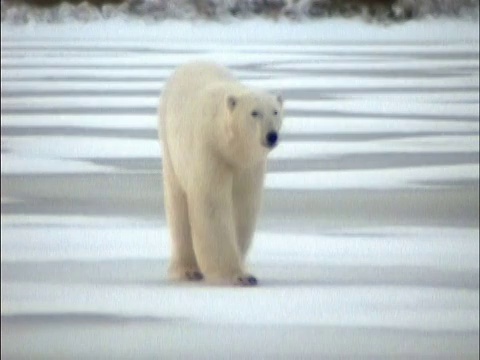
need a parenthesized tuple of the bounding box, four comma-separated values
(265, 131, 278, 148)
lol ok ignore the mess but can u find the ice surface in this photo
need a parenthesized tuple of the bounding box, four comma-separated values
(1, 18, 479, 359)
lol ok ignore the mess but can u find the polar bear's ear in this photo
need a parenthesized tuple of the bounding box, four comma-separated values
(227, 95, 237, 112)
(276, 94, 283, 106)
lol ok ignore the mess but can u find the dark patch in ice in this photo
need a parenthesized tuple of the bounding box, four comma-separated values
(285, 107, 479, 122)
(2, 259, 478, 290)
(0, 107, 156, 115)
(1, 313, 186, 324)
(256, 51, 480, 61)
(282, 131, 478, 142)
(262, 67, 478, 79)
(1, 174, 478, 228)
(0, 89, 165, 97)
(2, 126, 476, 143)
(417, 179, 480, 188)
(1, 259, 170, 285)
(0, 45, 203, 54)
(1, 126, 158, 139)
(2, 104, 478, 119)
(257, 265, 479, 290)
(262, 265, 479, 290)
(0, 76, 170, 83)
(267, 151, 479, 172)
(86, 157, 162, 170)
(74, 150, 480, 173)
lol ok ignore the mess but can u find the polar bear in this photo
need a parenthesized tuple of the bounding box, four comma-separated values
(158, 61, 283, 286)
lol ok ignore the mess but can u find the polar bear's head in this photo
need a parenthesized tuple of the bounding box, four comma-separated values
(225, 90, 283, 163)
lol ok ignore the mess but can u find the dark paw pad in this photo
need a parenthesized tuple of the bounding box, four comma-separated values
(186, 270, 203, 281)
(237, 275, 258, 286)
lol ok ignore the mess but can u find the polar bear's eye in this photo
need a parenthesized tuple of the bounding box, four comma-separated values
(251, 110, 260, 117)
(273, 110, 278, 116)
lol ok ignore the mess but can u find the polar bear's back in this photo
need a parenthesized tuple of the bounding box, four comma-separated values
(162, 61, 234, 109)
(172, 61, 234, 87)
(160, 61, 236, 130)
(159, 61, 239, 190)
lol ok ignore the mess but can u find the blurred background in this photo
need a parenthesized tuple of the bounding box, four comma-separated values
(1, 0, 479, 22)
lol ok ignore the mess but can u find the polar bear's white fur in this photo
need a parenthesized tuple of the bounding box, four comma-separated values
(158, 61, 283, 286)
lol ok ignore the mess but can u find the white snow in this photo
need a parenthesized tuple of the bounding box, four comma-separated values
(1, 114, 157, 129)
(1, 17, 479, 359)
(2, 17, 479, 43)
(284, 116, 479, 134)
(3, 137, 161, 160)
(1, 154, 118, 174)
(265, 164, 479, 190)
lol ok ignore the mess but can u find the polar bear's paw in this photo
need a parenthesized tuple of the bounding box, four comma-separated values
(168, 265, 203, 282)
(235, 275, 258, 286)
(185, 270, 204, 281)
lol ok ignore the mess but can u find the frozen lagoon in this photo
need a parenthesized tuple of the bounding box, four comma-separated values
(1, 18, 479, 359)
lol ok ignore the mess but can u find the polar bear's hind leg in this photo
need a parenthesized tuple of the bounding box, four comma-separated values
(163, 147, 202, 281)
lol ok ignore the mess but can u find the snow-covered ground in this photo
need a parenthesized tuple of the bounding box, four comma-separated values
(1, 18, 479, 359)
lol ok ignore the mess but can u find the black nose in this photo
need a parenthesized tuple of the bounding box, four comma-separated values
(266, 131, 278, 147)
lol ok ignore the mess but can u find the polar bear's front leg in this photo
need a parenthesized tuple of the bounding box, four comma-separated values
(233, 162, 266, 262)
(188, 182, 257, 286)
